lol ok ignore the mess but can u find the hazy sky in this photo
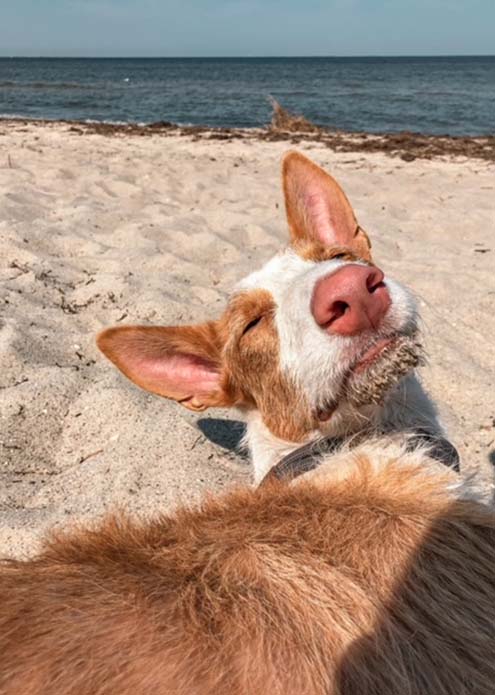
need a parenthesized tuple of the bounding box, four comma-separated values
(1, 0, 494, 57)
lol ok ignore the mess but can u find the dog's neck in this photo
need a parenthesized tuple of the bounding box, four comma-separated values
(245, 374, 442, 483)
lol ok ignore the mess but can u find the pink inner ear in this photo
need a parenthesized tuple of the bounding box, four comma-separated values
(134, 352, 220, 398)
(304, 189, 340, 245)
(304, 184, 357, 248)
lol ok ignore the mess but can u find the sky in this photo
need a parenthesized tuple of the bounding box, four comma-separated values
(1, 0, 494, 57)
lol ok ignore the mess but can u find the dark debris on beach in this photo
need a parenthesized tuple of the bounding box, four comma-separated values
(2, 100, 494, 164)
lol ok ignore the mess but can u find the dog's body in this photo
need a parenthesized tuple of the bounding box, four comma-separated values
(1, 454, 494, 695)
(0, 153, 493, 694)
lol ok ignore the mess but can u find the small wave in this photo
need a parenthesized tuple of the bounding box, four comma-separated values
(0, 81, 94, 90)
(0, 114, 142, 126)
(0, 112, 37, 120)
(0, 115, 134, 126)
(83, 118, 131, 126)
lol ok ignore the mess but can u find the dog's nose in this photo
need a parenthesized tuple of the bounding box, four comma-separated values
(311, 264, 391, 335)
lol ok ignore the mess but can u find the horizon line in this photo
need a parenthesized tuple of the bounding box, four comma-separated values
(1, 53, 495, 60)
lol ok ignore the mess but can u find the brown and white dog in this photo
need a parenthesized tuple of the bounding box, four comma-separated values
(98, 150, 440, 483)
(0, 153, 493, 695)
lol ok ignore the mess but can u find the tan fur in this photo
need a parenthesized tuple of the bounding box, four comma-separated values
(98, 289, 316, 441)
(223, 290, 314, 441)
(0, 458, 494, 694)
(290, 240, 362, 264)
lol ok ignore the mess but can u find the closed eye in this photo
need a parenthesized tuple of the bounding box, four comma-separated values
(242, 316, 262, 336)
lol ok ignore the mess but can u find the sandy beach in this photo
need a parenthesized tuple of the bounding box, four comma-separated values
(1, 119, 494, 558)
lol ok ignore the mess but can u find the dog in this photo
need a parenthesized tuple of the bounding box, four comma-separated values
(0, 152, 493, 695)
(97, 150, 447, 483)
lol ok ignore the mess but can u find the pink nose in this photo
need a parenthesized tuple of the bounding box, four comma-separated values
(311, 264, 391, 335)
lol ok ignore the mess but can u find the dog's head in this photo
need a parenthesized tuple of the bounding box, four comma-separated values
(98, 152, 420, 443)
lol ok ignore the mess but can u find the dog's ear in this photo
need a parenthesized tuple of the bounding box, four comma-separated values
(97, 323, 233, 411)
(282, 151, 371, 260)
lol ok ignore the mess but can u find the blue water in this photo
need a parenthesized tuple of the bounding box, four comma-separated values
(0, 57, 494, 136)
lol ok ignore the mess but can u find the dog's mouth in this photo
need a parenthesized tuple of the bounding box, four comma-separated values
(345, 332, 424, 407)
(351, 337, 397, 375)
(317, 332, 424, 420)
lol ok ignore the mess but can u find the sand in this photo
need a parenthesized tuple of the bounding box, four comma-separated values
(1, 120, 494, 558)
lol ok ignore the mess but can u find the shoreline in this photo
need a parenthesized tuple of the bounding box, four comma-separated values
(1, 115, 494, 163)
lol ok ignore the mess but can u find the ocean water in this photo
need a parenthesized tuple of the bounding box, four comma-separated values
(0, 56, 494, 136)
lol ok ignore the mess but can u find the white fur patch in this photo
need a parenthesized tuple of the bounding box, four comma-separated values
(236, 248, 315, 297)
(232, 245, 449, 485)
(237, 248, 418, 413)
(300, 437, 483, 503)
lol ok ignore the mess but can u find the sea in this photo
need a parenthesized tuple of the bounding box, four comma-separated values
(0, 56, 494, 136)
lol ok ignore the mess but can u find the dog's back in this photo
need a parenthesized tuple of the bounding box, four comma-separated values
(1, 454, 493, 695)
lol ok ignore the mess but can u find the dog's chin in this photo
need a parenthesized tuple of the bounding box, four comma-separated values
(344, 333, 424, 408)
(316, 332, 424, 421)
